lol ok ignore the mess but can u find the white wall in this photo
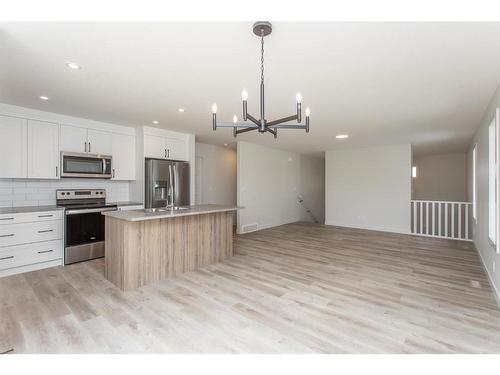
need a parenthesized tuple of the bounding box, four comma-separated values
(413, 153, 467, 201)
(325, 144, 411, 234)
(195, 142, 236, 206)
(468, 82, 500, 302)
(0, 179, 129, 207)
(237, 141, 325, 233)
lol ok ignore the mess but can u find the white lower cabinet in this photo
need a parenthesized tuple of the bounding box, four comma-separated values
(0, 210, 63, 277)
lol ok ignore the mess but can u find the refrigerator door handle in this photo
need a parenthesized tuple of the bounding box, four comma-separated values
(173, 164, 177, 207)
(168, 164, 173, 207)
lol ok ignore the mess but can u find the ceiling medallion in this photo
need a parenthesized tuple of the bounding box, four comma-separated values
(211, 21, 310, 139)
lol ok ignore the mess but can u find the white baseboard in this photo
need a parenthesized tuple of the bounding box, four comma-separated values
(0, 259, 63, 278)
(324, 221, 409, 235)
(473, 242, 500, 309)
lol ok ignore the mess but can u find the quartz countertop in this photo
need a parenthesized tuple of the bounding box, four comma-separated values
(0, 205, 64, 215)
(108, 201, 143, 207)
(102, 204, 240, 222)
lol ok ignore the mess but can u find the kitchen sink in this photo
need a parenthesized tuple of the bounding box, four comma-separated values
(144, 206, 190, 213)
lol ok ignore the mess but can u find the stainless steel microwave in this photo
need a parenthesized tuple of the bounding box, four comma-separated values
(61, 152, 112, 179)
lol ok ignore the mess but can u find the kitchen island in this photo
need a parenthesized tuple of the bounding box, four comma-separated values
(102, 204, 239, 290)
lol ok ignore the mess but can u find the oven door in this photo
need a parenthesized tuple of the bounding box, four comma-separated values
(61, 152, 112, 178)
(64, 207, 117, 264)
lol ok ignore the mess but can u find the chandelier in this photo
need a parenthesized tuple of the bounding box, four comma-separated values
(211, 21, 310, 139)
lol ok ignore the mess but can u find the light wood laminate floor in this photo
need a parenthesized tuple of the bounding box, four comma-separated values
(1, 223, 500, 353)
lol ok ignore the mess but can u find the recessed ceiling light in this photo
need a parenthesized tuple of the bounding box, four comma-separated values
(65, 62, 81, 70)
(336, 134, 349, 139)
(152, 120, 159, 124)
(223, 143, 228, 147)
(39, 95, 49, 101)
(178, 108, 185, 113)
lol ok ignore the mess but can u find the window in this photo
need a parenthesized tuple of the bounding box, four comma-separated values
(412, 166, 417, 178)
(488, 115, 497, 245)
(472, 144, 477, 222)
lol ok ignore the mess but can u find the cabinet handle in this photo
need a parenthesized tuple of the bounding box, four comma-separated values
(56, 165, 58, 177)
(85, 141, 87, 153)
(0, 255, 14, 261)
(38, 249, 53, 254)
(167, 149, 170, 158)
(88, 142, 91, 153)
(38, 214, 53, 218)
(0, 234, 14, 238)
(0, 217, 14, 221)
(164, 148, 167, 158)
(37, 229, 53, 233)
(112, 169, 115, 178)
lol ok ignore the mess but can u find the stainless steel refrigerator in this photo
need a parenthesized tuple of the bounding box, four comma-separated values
(145, 158, 190, 208)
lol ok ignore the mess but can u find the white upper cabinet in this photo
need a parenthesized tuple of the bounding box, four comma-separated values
(165, 137, 187, 161)
(144, 132, 188, 161)
(60, 125, 87, 153)
(87, 129, 112, 155)
(144, 134, 167, 159)
(61, 125, 113, 155)
(27, 120, 60, 179)
(112, 133, 136, 180)
(0, 115, 27, 178)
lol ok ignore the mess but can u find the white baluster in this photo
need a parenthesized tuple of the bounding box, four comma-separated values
(445, 203, 448, 237)
(451, 203, 455, 238)
(438, 203, 442, 237)
(458, 203, 462, 239)
(419, 201, 423, 235)
(465, 204, 469, 240)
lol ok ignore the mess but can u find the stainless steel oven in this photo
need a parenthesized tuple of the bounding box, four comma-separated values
(61, 152, 112, 179)
(57, 189, 117, 265)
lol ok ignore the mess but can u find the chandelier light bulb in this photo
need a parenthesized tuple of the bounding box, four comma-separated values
(296, 92, 302, 103)
(242, 89, 248, 101)
(233, 115, 238, 123)
(212, 103, 218, 114)
(305, 107, 311, 117)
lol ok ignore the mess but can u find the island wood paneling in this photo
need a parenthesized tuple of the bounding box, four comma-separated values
(105, 211, 233, 290)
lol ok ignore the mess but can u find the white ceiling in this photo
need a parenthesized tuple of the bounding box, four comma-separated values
(1, 22, 500, 157)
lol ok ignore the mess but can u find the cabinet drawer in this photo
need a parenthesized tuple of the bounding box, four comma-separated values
(0, 240, 63, 271)
(0, 220, 63, 247)
(0, 210, 63, 225)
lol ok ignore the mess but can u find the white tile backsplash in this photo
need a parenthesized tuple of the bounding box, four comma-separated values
(0, 179, 130, 207)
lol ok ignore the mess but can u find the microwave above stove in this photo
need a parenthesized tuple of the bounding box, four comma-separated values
(61, 152, 112, 179)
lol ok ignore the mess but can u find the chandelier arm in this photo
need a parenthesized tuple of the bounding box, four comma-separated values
(215, 123, 259, 129)
(266, 115, 299, 127)
(269, 124, 307, 129)
(246, 113, 261, 126)
(265, 127, 277, 139)
(236, 127, 259, 135)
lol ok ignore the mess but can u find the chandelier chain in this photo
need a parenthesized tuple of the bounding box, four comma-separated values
(260, 30, 264, 84)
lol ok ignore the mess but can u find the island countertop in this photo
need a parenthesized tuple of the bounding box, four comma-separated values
(102, 204, 240, 222)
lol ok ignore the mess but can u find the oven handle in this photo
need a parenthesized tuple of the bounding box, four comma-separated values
(65, 207, 118, 215)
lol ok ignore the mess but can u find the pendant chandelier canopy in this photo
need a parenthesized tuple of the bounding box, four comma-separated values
(211, 21, 311, 139)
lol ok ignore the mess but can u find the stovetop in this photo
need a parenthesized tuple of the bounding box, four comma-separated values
(56, 189, 116, 210)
